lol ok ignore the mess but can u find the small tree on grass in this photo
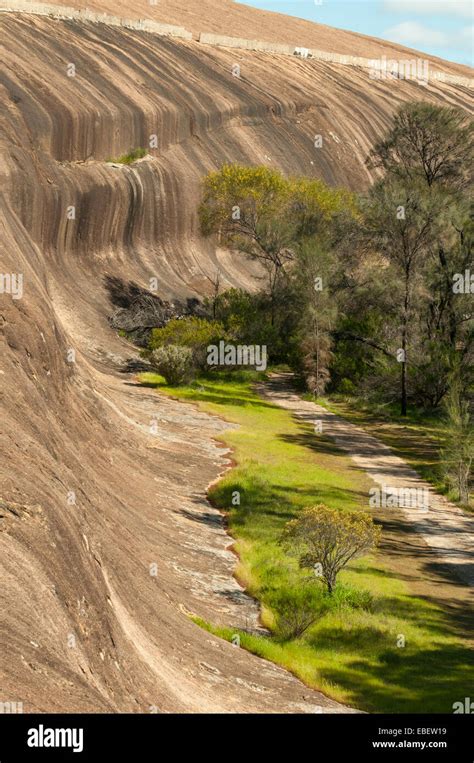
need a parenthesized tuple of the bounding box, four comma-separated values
(283, 504, 381, 594)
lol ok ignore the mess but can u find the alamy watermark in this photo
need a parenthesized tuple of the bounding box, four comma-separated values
(369, 57, 429, 86)
(0, 701, 23, 713)
(207, 341, 267, 371)
(452, 697, 473, 713)
(0, 273, 23, 300)
(27, 725, 83, 753)
(369, 485, 429, 512)
(453, 269, 473, 294)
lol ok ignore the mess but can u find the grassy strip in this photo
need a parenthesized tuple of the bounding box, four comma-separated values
(142, 370, 473, 713)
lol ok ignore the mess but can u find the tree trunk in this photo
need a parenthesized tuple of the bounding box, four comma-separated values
(401, 355, 407, 416)
(459, 463, 469, 505)
(438, 246, 457, 350)
(401, 269, 409, 417)
(269, 265, 279, 327)
(326, 574, 335, 595)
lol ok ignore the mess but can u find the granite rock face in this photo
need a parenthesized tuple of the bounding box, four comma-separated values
(0, 7, 471, 712)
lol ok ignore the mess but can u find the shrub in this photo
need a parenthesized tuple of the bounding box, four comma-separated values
(150, 345, 194, 385)
(327, 584, 373, 612)
(107, 147, 147, 165)
(148, 317, 225, 370)
(282, 504, 381, 594)
(271, 587, 328, 640)
(337, 378, 357, 396)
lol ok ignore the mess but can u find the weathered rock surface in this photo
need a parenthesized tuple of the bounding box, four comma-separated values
(21, 0, 472, 77)
(0, 5, 472, 712)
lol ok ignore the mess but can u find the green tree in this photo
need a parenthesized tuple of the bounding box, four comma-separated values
(200, 164, 293, 324)
(293, 240, 338, 394)
(283, 505, 381, 595)
(359, 179, 440, 415)
(368, 101, 473, 398)
(199, 165, 354, 326)
(368, 102, 473, 190)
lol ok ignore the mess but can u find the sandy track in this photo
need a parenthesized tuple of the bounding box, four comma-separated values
(261, 374, 474, 591)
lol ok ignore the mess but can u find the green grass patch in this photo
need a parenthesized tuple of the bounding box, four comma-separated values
(141, 370, 473, 712)
(107, 147, 147, 165)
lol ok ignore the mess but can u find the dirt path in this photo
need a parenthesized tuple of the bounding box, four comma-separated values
(261, 373, 474, 591)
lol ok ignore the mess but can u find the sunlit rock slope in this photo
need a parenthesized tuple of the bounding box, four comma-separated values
(0, 4, 472, 712)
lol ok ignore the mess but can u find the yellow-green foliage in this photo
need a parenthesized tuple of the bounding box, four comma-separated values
(146, 317, 225, 371)
(199, 164, 288, 237)
(199, 163, 357, 242)
(284, 504, 382, 593)
(289, 176, 357, 222)
(148, 317, 224, 354)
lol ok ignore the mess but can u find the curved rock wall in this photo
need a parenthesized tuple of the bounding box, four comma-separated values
(0, 13, 472, 712)
(0, 0, 193, 37)
(1, 2, 471, 86)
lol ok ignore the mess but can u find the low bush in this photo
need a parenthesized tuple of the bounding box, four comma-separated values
(150, 345, 194, 385)
(147, 317, 225, 370)
(325, 584, 373, 612)
(271, 586, 329, 640)
(107, 147, 147, 165)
